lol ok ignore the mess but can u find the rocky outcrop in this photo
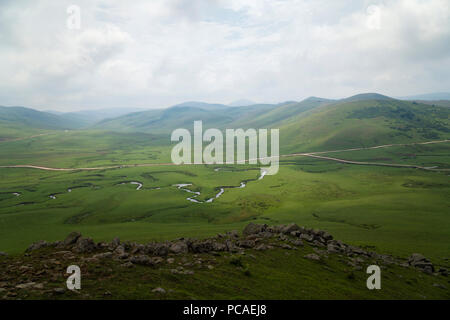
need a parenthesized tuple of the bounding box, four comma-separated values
(26, 240, 48, 252)
(243, 223, 267, 235)
(408, 253, 434, 274)
(63, 232, 81, 247)
(18, 222, 446, 278)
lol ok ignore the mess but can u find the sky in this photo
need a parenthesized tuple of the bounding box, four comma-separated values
(0, 0, 449, 111)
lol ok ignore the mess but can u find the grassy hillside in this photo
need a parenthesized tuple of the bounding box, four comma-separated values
(279, 97, 450, 153)
(92, 94, 450, 156)
(1, 223, 449, 300)
(0, 106, 89, 140)
(94, 104, 281, 134)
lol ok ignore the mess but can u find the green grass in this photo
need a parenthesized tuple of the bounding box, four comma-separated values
(1, 146, 449, 265)
(4, 242, 449, 300)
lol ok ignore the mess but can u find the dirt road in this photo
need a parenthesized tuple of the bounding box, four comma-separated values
(0, 139, 449, 172)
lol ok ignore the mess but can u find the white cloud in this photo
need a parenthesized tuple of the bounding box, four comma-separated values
(0, 0, 449, 111)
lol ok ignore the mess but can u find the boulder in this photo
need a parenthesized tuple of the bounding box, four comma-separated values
(109, 237, 120, 250)
(154, 243, 170, 256)
(254, 244, 268, 251)
(169, 241, 188, 254)
(300, 234, 314, 242)
(304, 253, 321, 261)
(26, 240, 48, 252)
(152, 287, 166, 294)
(321, 232, 333, 241)
(63, 232, 81, 246)
(130, 255, 156, 266)
(92, 252, 113, 259)
(291, 239, 304, 247)
(212, 242, 227, 252)
(242, 223, 266, 236)
(0, 252, 7, 257)
(236, 240, 256, 248)
(408, 253, 434, 273)
(73, 237, 95, 253)
(281, 223, 301, 234)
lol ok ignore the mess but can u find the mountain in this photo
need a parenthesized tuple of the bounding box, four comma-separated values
(172, 102, 229, 110)
(400, 92, 450, 101)
(0, 106, 86, 130)
(94, 93, 450, 152)
(414, 100, 450, 108)
(228, 99, 257, 107)
(59, 107, 148, 126)
(341, 93, 394, 102)
(279, 95, 450, 153)
(94, 103, 279, 134)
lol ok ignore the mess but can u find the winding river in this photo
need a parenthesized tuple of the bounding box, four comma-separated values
(174, 169, 267, 204)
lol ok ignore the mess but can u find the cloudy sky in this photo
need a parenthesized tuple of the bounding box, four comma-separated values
(0, 0, 449, 111)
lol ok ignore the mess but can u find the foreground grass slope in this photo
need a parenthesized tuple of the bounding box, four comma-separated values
(1, 224, 448, 300)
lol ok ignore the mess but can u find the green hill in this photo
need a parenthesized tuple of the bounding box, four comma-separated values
(93, 94, 450, 154)
(0, 106, 90, 140)
(279, 96, 450, 153)
(94, 103, 281, 133)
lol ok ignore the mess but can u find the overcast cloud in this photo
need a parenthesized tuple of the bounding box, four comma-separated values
(0, 0, 449, 111)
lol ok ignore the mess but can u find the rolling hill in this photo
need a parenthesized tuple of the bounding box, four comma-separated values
(93, 93, 450, 153)
(0, 106, 89, 140)
(279, 95, 450, 153)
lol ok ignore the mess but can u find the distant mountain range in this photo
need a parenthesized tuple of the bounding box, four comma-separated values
(399, 92, 450, 101)
(1, 92, 449, 152)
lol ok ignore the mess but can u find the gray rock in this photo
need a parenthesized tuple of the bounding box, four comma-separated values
(236, 240, 256, 248)
(109, 237, 120, 250)
(26, 240, 48, 252)
(300, 234, 314, 242)
(291, 239, 304, 247)
(152, 287, 166, 294)
(73, 237, 95, 253)
(154, 243, 170, 256)
(227, 230, 239, 238)
(120, 262, 134, 268)
(254, 244, 268, 251)
(408, 253, 434, 273)
(53, 288, 65, 294)
(130, 254, 156, 266)
(408, 253, 427, 264)
(63, 232, 81, 246)
(327, 243, 340, 253)
(169, 241, 188, 254)
(281, 223, 301, 234)
(243, 223, 266, 236)
(321, 232, 333, 241)
(93, 252, 113, 259)
(212, 242, 227, 252)
(432, 283, 447, 289)
(290, 231, 301, 237)
(16, 282, 36, 289)
(304, 253, 321, 261)
(0, 252, 7, 257)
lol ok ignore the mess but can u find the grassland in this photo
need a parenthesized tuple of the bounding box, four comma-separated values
(1, 142, 449, 266)
(2, 237, 449, 300)
(0, 97, 449, 301)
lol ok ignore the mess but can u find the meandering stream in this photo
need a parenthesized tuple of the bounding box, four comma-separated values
(174, 169, 267, 203)
(20, 169, 268, 204)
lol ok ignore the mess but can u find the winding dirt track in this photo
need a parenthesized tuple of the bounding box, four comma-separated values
(0, 139, 449, 172)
